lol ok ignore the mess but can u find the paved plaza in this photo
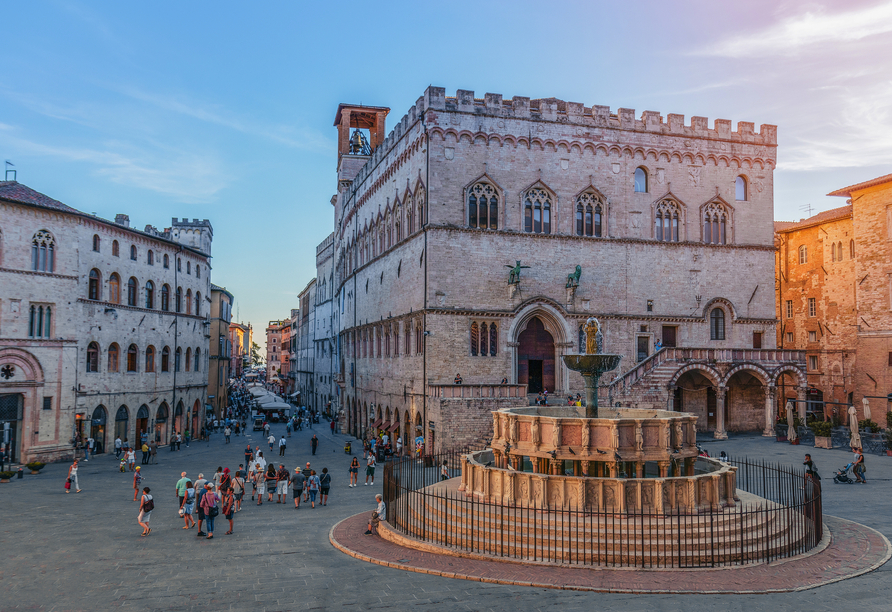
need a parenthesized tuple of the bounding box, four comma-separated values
(1, 425, 891, 611)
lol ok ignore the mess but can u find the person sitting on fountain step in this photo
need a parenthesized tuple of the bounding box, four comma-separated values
(454, 373, 462, 385)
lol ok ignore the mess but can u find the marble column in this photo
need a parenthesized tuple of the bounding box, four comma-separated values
(714, 385, 728, 440)
(763, 385, 776, 437)
(797, 385, 808, 422)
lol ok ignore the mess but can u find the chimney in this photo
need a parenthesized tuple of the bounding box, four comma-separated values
(114, 214, 130, 228)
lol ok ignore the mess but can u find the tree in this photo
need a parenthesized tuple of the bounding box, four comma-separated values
(251, 341, 263, 366)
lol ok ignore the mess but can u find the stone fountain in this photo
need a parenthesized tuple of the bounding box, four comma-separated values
(562, 317, 621, 418)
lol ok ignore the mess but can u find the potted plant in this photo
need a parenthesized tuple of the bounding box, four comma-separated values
(775, 417, 788, 442)
(812, 421, 832, 449)
(859, 419, 880, 433)
(25, 461, 45, 475)
(0, 471, 14, 483)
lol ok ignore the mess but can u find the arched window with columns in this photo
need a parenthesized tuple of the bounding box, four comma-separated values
(467, 181, 499, 230)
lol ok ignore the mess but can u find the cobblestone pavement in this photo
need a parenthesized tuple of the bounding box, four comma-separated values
(1, 428, 891, 611)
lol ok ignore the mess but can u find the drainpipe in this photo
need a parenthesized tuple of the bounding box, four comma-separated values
(422, 110, 430, 454)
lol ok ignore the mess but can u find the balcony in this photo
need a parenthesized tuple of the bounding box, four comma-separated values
(428, 384, 528, 399)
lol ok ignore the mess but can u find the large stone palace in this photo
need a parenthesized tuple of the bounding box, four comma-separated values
(0, 182, 213, 463)
(325, 87, 806, 452)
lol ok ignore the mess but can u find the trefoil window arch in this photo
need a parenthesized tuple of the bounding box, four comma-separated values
(655, 198, 681, 242)
(576, 190, 604, 237)
(523, 187, 551, 234)
(468, 182, 499, 230)
(31, 230, 55, 272)
(702, 200, 729, 245)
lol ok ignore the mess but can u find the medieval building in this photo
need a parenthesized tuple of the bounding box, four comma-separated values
(326, 87, 806, 452)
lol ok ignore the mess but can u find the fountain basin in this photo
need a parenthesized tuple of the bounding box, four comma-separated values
(562, 353, 622, 376)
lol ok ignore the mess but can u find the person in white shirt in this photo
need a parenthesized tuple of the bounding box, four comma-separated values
(381, 433, 389, 446)
(365, 454, 376, 485)
(278, 435, 287, 457)
(364, 494, 386, 535)
(114, 437, 123, 458)
(268, 434, 275, 451)
(396, 437, 402, 456)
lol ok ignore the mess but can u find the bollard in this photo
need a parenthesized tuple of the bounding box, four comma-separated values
(17, 467, 24, 479)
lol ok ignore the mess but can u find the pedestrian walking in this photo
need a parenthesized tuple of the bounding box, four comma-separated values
(279, 435, 287, 457)
(149, 440, 157, 464)
(138, 487, 154, 536)
(268, 433, 275, 452)
(301, 463, 312, 501)
(276, 464, 289, 503)
(140, 442, 149, 465)
(853, 447, 867, 483)
(232, 472, 245, 512)
(183, 430, 189, 448)
(264, 465, 277, 503)
(114, 436, 123, 458)
(66, 458, 81, 493)
(307, 470, 321, 508)
(126, 448, 136, 471)
(365, 454, 376, 486)
(320, 467, 331, 506)
(244, 444, 253, 467)
(180, 480, 195, 529)
(311, 434, 318, 456)
(224, 426, 231, 443)
(364, 494, 385, 535)
(170, 432, 177, 451)
(200, 484, 220, 539)
(290, 468, 306, 509)
(194, 473, 208, 536)
(176, 471, 189, 506)
(222, 486, 235, 535)
(330, 419, 335, 435)
(248, 462, 257, 501)
(213, 467, 224, 488)
(441, 459, 449, 481)
(87, 436, 95, 459)
(286, 421, 292, 438)
(132, 467, 143, 501)
(349, 456, 359, 487)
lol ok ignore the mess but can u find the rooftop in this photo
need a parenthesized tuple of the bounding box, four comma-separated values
(774, 205, 853, 233)
(0, 181, 81, 214)
(828, 172, 892, 197)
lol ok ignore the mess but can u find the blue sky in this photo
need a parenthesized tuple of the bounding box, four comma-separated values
(2, 0, 891, 333)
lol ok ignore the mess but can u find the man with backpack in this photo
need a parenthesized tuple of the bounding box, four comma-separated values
(319, 468, 331, 506)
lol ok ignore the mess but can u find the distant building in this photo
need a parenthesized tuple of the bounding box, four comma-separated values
(265, 319, 289, 392)
(0, 181, 212, 463)
(294, 281, 317, 411)
(776, 172, 892, 422)
(229, 322, 252, 378)
(208, 285, 233, 419)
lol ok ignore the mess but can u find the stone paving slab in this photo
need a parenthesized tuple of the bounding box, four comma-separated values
(331, 512, 890, 593)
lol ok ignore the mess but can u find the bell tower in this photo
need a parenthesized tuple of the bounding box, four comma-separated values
(333, 104, 390, 178)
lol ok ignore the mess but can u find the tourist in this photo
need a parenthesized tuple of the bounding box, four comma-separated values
(286, 420, 292, 438)
(222, 486, 235, 535)
(114, 436, 123, 458)
(255, 464, 266, 505)
(149, 440, 157, 464)
(255, 451, 267, 472)
(655, 338, 663, 351)
(279, 435, 287, 457)
(132, 467, 144, 501)
(264, 464, 277, 503)
(330, 419, 335, 435)
(140, 430, 148, 447)
(193, 473, 208, 536)
(220, 467, 232, 490)
(232, 471, 245, 512)
(224, 426, 231, 443)
(276, 464, 289, 503)
(364, 494, 385, 535)
(140, 441, 149, 465)
(66, 458, 81, 493)
(311, 434, 318, 455)
(126, 448, 136, 471)
(244, 444, 253, 467)
(365, 453, 376, 486)
(170, 432, 177, 451)
(200, 484, 220, 539)
(441, 459, 449, 481)
(853, 447, 867, 483)
(175, 471, 189, 506)
(349, 456, 359, 487)
(396, 437, 402, 457)
(307, 469, 320, 508)
(804, 454, 821, 485)
(290, 467, 306, 508)
(500, 377, 508, 384)
(87, 436, 95, 460)
(320, 467, 331, 506)
(268, 433, 275, 452)
(301, 463, 312, 501)
(180, 480, 195, 529)
(137, 487, 153, 536)
(454, 373, 462, 384)
(248, 462, 257, 501)
(183, 430, 189, 448)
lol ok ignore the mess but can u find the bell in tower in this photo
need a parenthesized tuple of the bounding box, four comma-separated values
(334, 103, 390, 166)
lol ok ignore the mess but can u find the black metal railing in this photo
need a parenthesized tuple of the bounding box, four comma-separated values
(382, 451, 822, 569)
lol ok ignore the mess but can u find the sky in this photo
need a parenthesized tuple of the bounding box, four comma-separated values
(2, 0, 891, 336)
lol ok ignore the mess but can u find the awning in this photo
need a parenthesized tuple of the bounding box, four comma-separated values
(370, 418, 383, 428)
(388, 421, 401, 433)
(380, 421, 391, 432)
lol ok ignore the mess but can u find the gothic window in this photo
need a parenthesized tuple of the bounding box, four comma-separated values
(145, 346, 155, 372)
(127, 344, 138, 372)
(163, 253, 169, 268)
(634, 167, 648, 193)
(702, 200, 730, 245)
(112, 240, 119, 257)
(28, 305, 51, 338)
(130, 245, 137, 261)
(196, 265, 200, 279)
(108, 343, 120, 372)
(92, 234, 101, 252)
(376, 327, 382, 358)
(468, 182, 499, 230)
(161, 346, 170, 372)
(127, 277, 138, 306)
(393, 324, 399, 357)
(144, 281, 154, 309)
(31, 230, 55, 273)
(405, 322, 411, 355)
(838, 241, 843, 261)
(384, 328, 390, 357)
(489, 323, 497, 356)
(185, 347, 192, 372)
(523, 187, 551, 234)
(480, 323, 488, 356)
(735, 176, 747, 201)
(109, 273, 121, 304)
(147, 250, 153, 265)
(161, 284, 170, 311)
(177, 257, 182, 272)
(406, 193, 414, 234)
(195, 291, 201, 316)
(655, 198, 681, 242)
(176, 287, 182, 312)
(417, 186, 426, 229)
(379, 223, 385, 254)
(850, 239, 855, 259)
(576, 190, 604, 237)
(194, 348, 201, 371)
(470, 321, 497, 356)
(186, 261, 191, 275)
(185, 289, 192, 315)
(470, 322, 479, 356)
(88, 269, 101, 300)
(415, 321, 423, 355)
(87, 342, 100, 372)
(831, 242, 837, 262)
(798, 246, 808, 264)
(395, 203, 402, 242)
(709, 308, 725, 340)
(175, 347, 182, 372)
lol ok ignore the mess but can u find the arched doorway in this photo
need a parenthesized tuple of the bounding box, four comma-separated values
(673, 368, 721, 431)
(0, 394, 24, 463)
(136, 405, 149, 442)
(115, 405, 129, 445)
(192, 399, 201, 435)
(724, 369, 767, 431)
(517, 316, 555, 394)
(174, 401, 184, 434)
(91, 405, 107, 454)
(155, 402, 169, 443)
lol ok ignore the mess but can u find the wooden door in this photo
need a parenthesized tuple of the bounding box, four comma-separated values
(661, 326, 677, 347)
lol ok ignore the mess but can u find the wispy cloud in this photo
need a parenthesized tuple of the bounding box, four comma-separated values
(698, 2, 892, 58)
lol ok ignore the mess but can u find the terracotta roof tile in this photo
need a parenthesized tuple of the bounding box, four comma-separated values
(0, 181, 81, 214)
(775, 205, 852, 233)
(827, 172, 892, 197)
